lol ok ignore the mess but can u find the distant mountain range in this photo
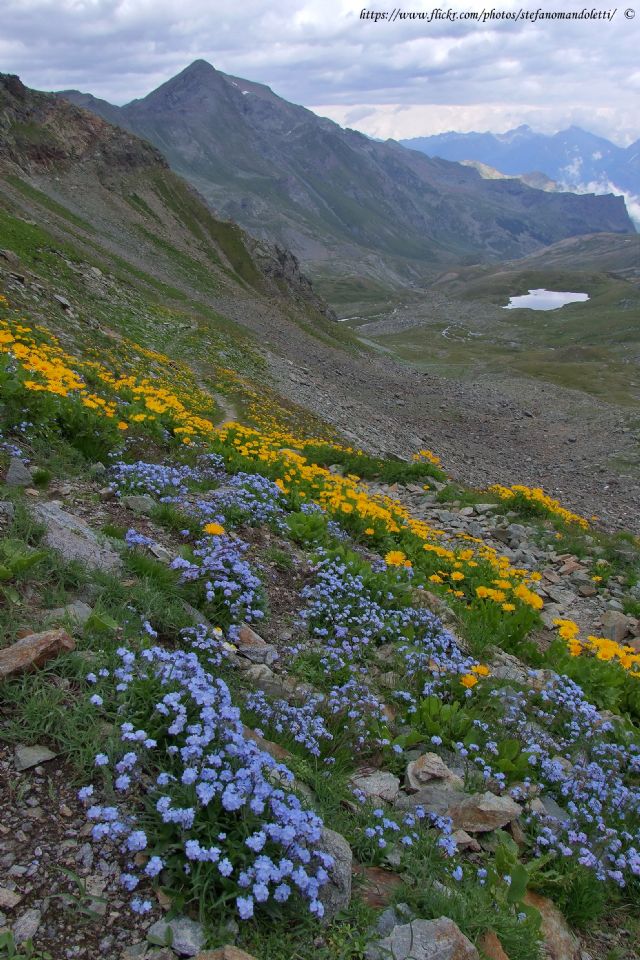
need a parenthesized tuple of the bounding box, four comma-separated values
(400, 125, 640, 204)
(57, 63, 635, 308)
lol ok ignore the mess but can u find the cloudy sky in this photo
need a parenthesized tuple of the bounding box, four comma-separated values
(2, 0, 638, 144)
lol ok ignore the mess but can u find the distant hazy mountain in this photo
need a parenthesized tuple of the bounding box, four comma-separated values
(58, 65, 634, 306)
(401, 125, 640, 198)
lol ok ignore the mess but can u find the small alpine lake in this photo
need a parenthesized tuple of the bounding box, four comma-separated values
(503, 288, 589, 310)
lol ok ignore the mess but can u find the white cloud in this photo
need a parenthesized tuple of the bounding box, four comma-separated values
(0, 0, 638, 143)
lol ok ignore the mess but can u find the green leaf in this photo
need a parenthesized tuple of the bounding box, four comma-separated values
(507, 863, 529, 903)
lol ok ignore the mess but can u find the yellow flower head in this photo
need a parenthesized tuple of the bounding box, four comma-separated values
(203, 522, 226, 537)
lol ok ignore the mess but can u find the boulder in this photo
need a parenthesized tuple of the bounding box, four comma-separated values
(235, 623, 279, 665)
(12, 908, 42, 945)
(395, 782, 467, 815)
(46, 600, 93, 626)
(0, 628, 75, 679)
(524, 892, 580, 960)
(406, 753, 463, 792)
(121, 494, 157, 516)
(32, 501, 122, 571)
(5, 458, 32, 487)
(600, 610, 631, 644)
(242, 725, 291, 763)
(0, 888, 22, 909)
(148, 916, 205, 956)
(479, 930, 510, 960)
(353, 864, 403, 909)
(449, 792, 521, 833)
(317, 827, 352, 918)
(14, 744, 57, 771)
(352, 769, 401, 804)
(365, 917, 478, 960)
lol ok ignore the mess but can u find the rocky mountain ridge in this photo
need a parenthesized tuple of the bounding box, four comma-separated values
(401, 124, 640, 200)
(57, 61, 635, 308)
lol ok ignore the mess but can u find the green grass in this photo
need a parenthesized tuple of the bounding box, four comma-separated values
(6, 174, 95, 232)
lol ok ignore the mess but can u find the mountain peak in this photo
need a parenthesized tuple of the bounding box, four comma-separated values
(180, 59, 217, 79)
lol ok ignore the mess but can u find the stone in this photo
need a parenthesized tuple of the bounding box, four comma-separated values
(14, 744, 57, 771)
(317, 827, 352, 918)
(353, 864, 403, 909)
(452, 829, 481, 852)
(406, 753, 463, 792)
(12, 907, 42, 944)
(235, 623, 279, 665)
(147, 916, 205, 956)
(578, 584, 597, 598)
(600, 610, 631, 644)
(366, 917, 478, 960)
(479, 930, 510, 960)
(489, 651, 530, 685)
(242, 725, 292, 763)
(524, 891, 580, 960)
(53, 294, 71, 309)
(395, 782, 467, 815)
(122, 494, 157, 516)
(0, 628, 75, 679)
(530, 796, 570, 823)
(149, 542, 173, 563)
(0, 888, 22, 909)
(0, 248, 19, 264)
(196, 949, 258, 960)
(449, 792, 521, 833)
(46, 600, 93, 626)
(0, 500, 16, 521)
(352, 769, 401, 804)
(5, 458, 32, 487)
(32, 501, 122, 571)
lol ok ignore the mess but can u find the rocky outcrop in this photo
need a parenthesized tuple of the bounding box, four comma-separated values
(0, 628, 75, 679)
(366, 917, 479, 960)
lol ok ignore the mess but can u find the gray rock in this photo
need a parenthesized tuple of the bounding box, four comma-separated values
(46, 600, 93, 626)
(366, 917, 478, 960)
(5, 458, 32, 487)
(53, 294, 71, 309)
(406, 753, 463, 792)
(0, 500, 15, 521)
(147, 916, 205, 956)
(32, 501, 122, 572)
(395, 782, 467, 815)
(13, 907, 42, 944)
(530, 795, 570, 823)
(449, 791, 521, 833)
(235, 623, 279, 665)
(352, 769, 401, 803)
(15, 744, 57, 771)
(317, 827, 352, 919)
(121, 494, 157, 516)
(600, 610, 631, 643)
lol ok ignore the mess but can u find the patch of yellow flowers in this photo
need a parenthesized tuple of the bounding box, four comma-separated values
(489, 483, 589, 529)
(0, 306, 547, 619)
(554, 618, 640, 677)
(0, 317, 218, 443)
(218, 423, 545, 613)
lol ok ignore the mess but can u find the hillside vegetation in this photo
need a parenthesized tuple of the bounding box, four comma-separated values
(1, 73, 640, 960)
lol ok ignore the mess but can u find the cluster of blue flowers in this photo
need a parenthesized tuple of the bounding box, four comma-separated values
(110, 455, 224, 501)
(81, 641, 334, 921)
(171, 534, 265, 629)
(244, 689, 333, 758)
(202, 472, 288, 529)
